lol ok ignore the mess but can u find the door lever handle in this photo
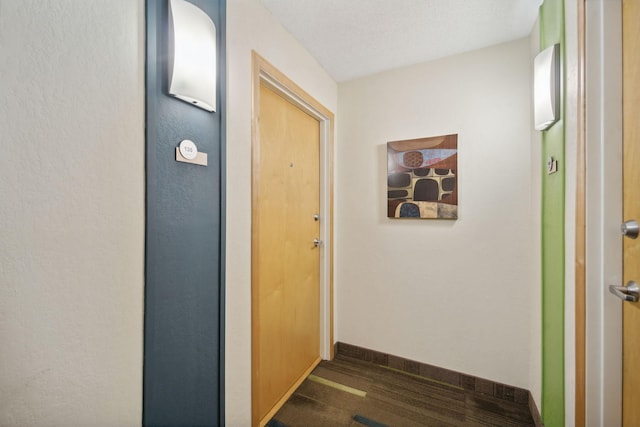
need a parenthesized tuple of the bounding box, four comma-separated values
(609, 281, 640, 302)
(621, 220, 639, 239)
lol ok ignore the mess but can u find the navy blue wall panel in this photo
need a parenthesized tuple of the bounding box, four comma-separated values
(144, 1, 225, 425)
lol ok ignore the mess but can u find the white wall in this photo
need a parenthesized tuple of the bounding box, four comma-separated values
(529, 17, 543, 409)
(337, 38, 539, 392)
(0, 1, 145, 426)
(225, 0, 338, 424)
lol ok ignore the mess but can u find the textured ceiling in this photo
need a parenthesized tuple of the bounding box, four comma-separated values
(260, 0, 542, 82)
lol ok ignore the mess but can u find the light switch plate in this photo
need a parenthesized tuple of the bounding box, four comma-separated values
(547, 156, 558, 174)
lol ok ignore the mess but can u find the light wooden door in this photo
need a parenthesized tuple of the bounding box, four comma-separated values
(623, 0, 640, 424)
(252, 82, 321, 426)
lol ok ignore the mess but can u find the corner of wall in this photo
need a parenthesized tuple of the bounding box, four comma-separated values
(529, 13, 543, 411)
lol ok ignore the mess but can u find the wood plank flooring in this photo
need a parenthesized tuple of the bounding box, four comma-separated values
(267, 355, 535, 427)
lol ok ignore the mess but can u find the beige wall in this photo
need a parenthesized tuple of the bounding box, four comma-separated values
(225, 0, 338, 424)
(336, 38, 539, 393)
(0, 1, 145, 426)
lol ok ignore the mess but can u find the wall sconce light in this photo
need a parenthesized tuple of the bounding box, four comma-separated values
(168, 0, 216, 112)
(533, 43, 560, 131)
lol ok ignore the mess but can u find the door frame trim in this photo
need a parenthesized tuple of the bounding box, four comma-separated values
(250, 51, 335, 426)
(582, 0, 624, 425)
(575, 0, 586, 424)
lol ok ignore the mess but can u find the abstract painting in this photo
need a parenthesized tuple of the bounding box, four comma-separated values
(387, 134, 458, 219)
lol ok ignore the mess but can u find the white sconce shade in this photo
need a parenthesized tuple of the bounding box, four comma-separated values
(168, 0, 217, 112)
(533, 44, 560, 131)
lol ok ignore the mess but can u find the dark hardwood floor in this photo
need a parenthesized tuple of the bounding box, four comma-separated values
(267, 355, 535, 427)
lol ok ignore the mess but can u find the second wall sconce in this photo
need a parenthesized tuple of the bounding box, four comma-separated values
(168, 0, 217, 112)
(533, 43, 560, 131)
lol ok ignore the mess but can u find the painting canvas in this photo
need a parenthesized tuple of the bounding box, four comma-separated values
(387, 134, 458, 219)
